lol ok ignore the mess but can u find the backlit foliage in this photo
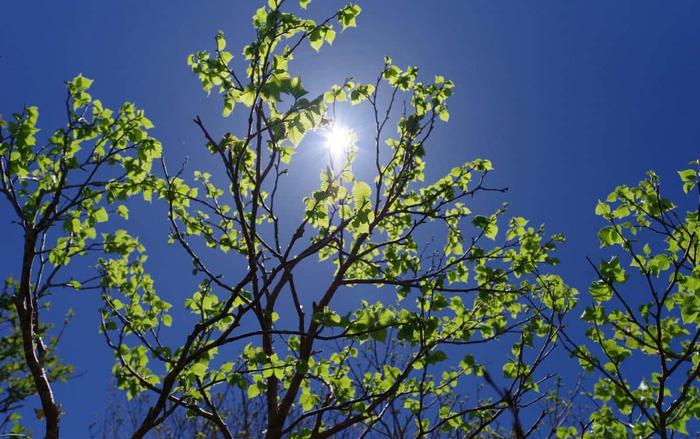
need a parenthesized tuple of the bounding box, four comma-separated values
(98, 2, 577, 438)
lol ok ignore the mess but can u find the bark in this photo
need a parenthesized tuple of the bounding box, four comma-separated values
(14, 231, 61, 439)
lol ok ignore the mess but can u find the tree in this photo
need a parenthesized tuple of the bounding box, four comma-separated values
(559, 163, 700, 438)
(0, 77, 162, 438)
(96, 1, 577, 438)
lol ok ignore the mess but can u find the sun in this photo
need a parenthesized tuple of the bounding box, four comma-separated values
(324, 124, 354, 157)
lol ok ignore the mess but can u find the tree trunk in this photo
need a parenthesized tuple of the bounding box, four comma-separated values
(14, 231, 61, 439)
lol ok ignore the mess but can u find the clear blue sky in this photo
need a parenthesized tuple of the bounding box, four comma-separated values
(2, 1, 700, 436)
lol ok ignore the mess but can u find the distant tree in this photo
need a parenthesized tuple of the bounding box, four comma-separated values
(0, 77, 161, 438)
(97, 1, 576, 438)
(559, 163, 700, 438)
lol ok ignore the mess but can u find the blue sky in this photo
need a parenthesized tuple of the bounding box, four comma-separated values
(2, 1, 700, 436)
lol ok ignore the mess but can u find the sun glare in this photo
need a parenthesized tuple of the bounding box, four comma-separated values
(325, 124, 354, 157)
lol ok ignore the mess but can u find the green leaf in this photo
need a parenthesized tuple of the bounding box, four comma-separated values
(352, 181, 372, 209)
(248, 382, 261, 398)
(72, 74, 94, 91)
(94, 207, 109, 223)
(216, 31, 226, 51)
(594, 200, 610, 216)
(678, 168, 698, 194)
(597, 226, 623, 247)
(472, 215, 498, 240)
(309, 29, 323, 52)
(589, 280, 612, 302)
(222, 94, 235, 117)
(116, 205, 129, 220)
(190, 362, 207, 378)
(599, 257, 627, 283)
(325, 28, 336, 45)
(70, 218, 81, 233)
(438, 107, 449, 122)
(338, 4, 361, 30)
